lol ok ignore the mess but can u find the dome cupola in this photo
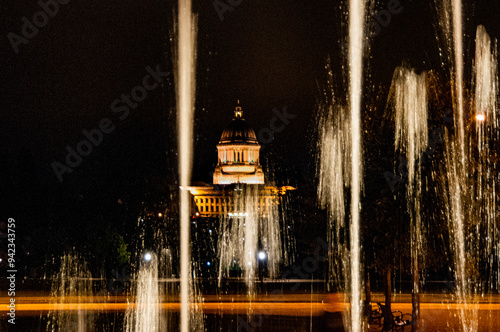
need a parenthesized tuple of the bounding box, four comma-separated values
(219, 103, 259, 145)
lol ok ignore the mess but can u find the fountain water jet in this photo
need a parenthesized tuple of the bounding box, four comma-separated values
(435, 1, 472, 330)
(449, 11, 470, 330)
(452, 0, 465, 157)
(318, 0, 367, 326)
(317, 0, 370, 326)
(175, 0, 197, 331)
(348, 0, 367, 330)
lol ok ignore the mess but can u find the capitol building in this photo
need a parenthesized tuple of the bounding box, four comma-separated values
(187, 102, 293, 218)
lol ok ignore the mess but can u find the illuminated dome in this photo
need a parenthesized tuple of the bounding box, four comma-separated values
(219, 118, 259, 144)
(213, 102, 264, 185)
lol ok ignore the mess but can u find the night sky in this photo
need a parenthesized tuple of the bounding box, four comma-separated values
(2, 0, 500, 216)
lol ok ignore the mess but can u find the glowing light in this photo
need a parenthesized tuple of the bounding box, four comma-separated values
(207, 261, 211, 266)
(258, 252, 266, 260)
(476, 114, 486, 122)
(195, 212, 200, 216)
(144, 253, 152, 261)
(158, 213, 163, 217)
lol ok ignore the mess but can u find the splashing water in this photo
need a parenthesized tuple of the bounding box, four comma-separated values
(389, 66, 428, 326)
(47, 253, 94, 332)
(473, 26, 499, 298)
(317, 63, 350, 297)
(218, 185, 283, 296)
(390, 67, 429, 197)
(442, 131, 477, 332)
(159, 249, 175, 331)
(242, 186, 258, 295)
(474, 26, 497, 127)
(260, 185, 284, 280)
(436, 1, 470, 330)
(437, 2, 499, 327)
(125, 255, 160, 332)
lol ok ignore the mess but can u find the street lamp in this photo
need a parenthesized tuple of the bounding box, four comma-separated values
(144, 253, 152, 261)
(258, 251, 266, 260)
(476, 114, 486, 122)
